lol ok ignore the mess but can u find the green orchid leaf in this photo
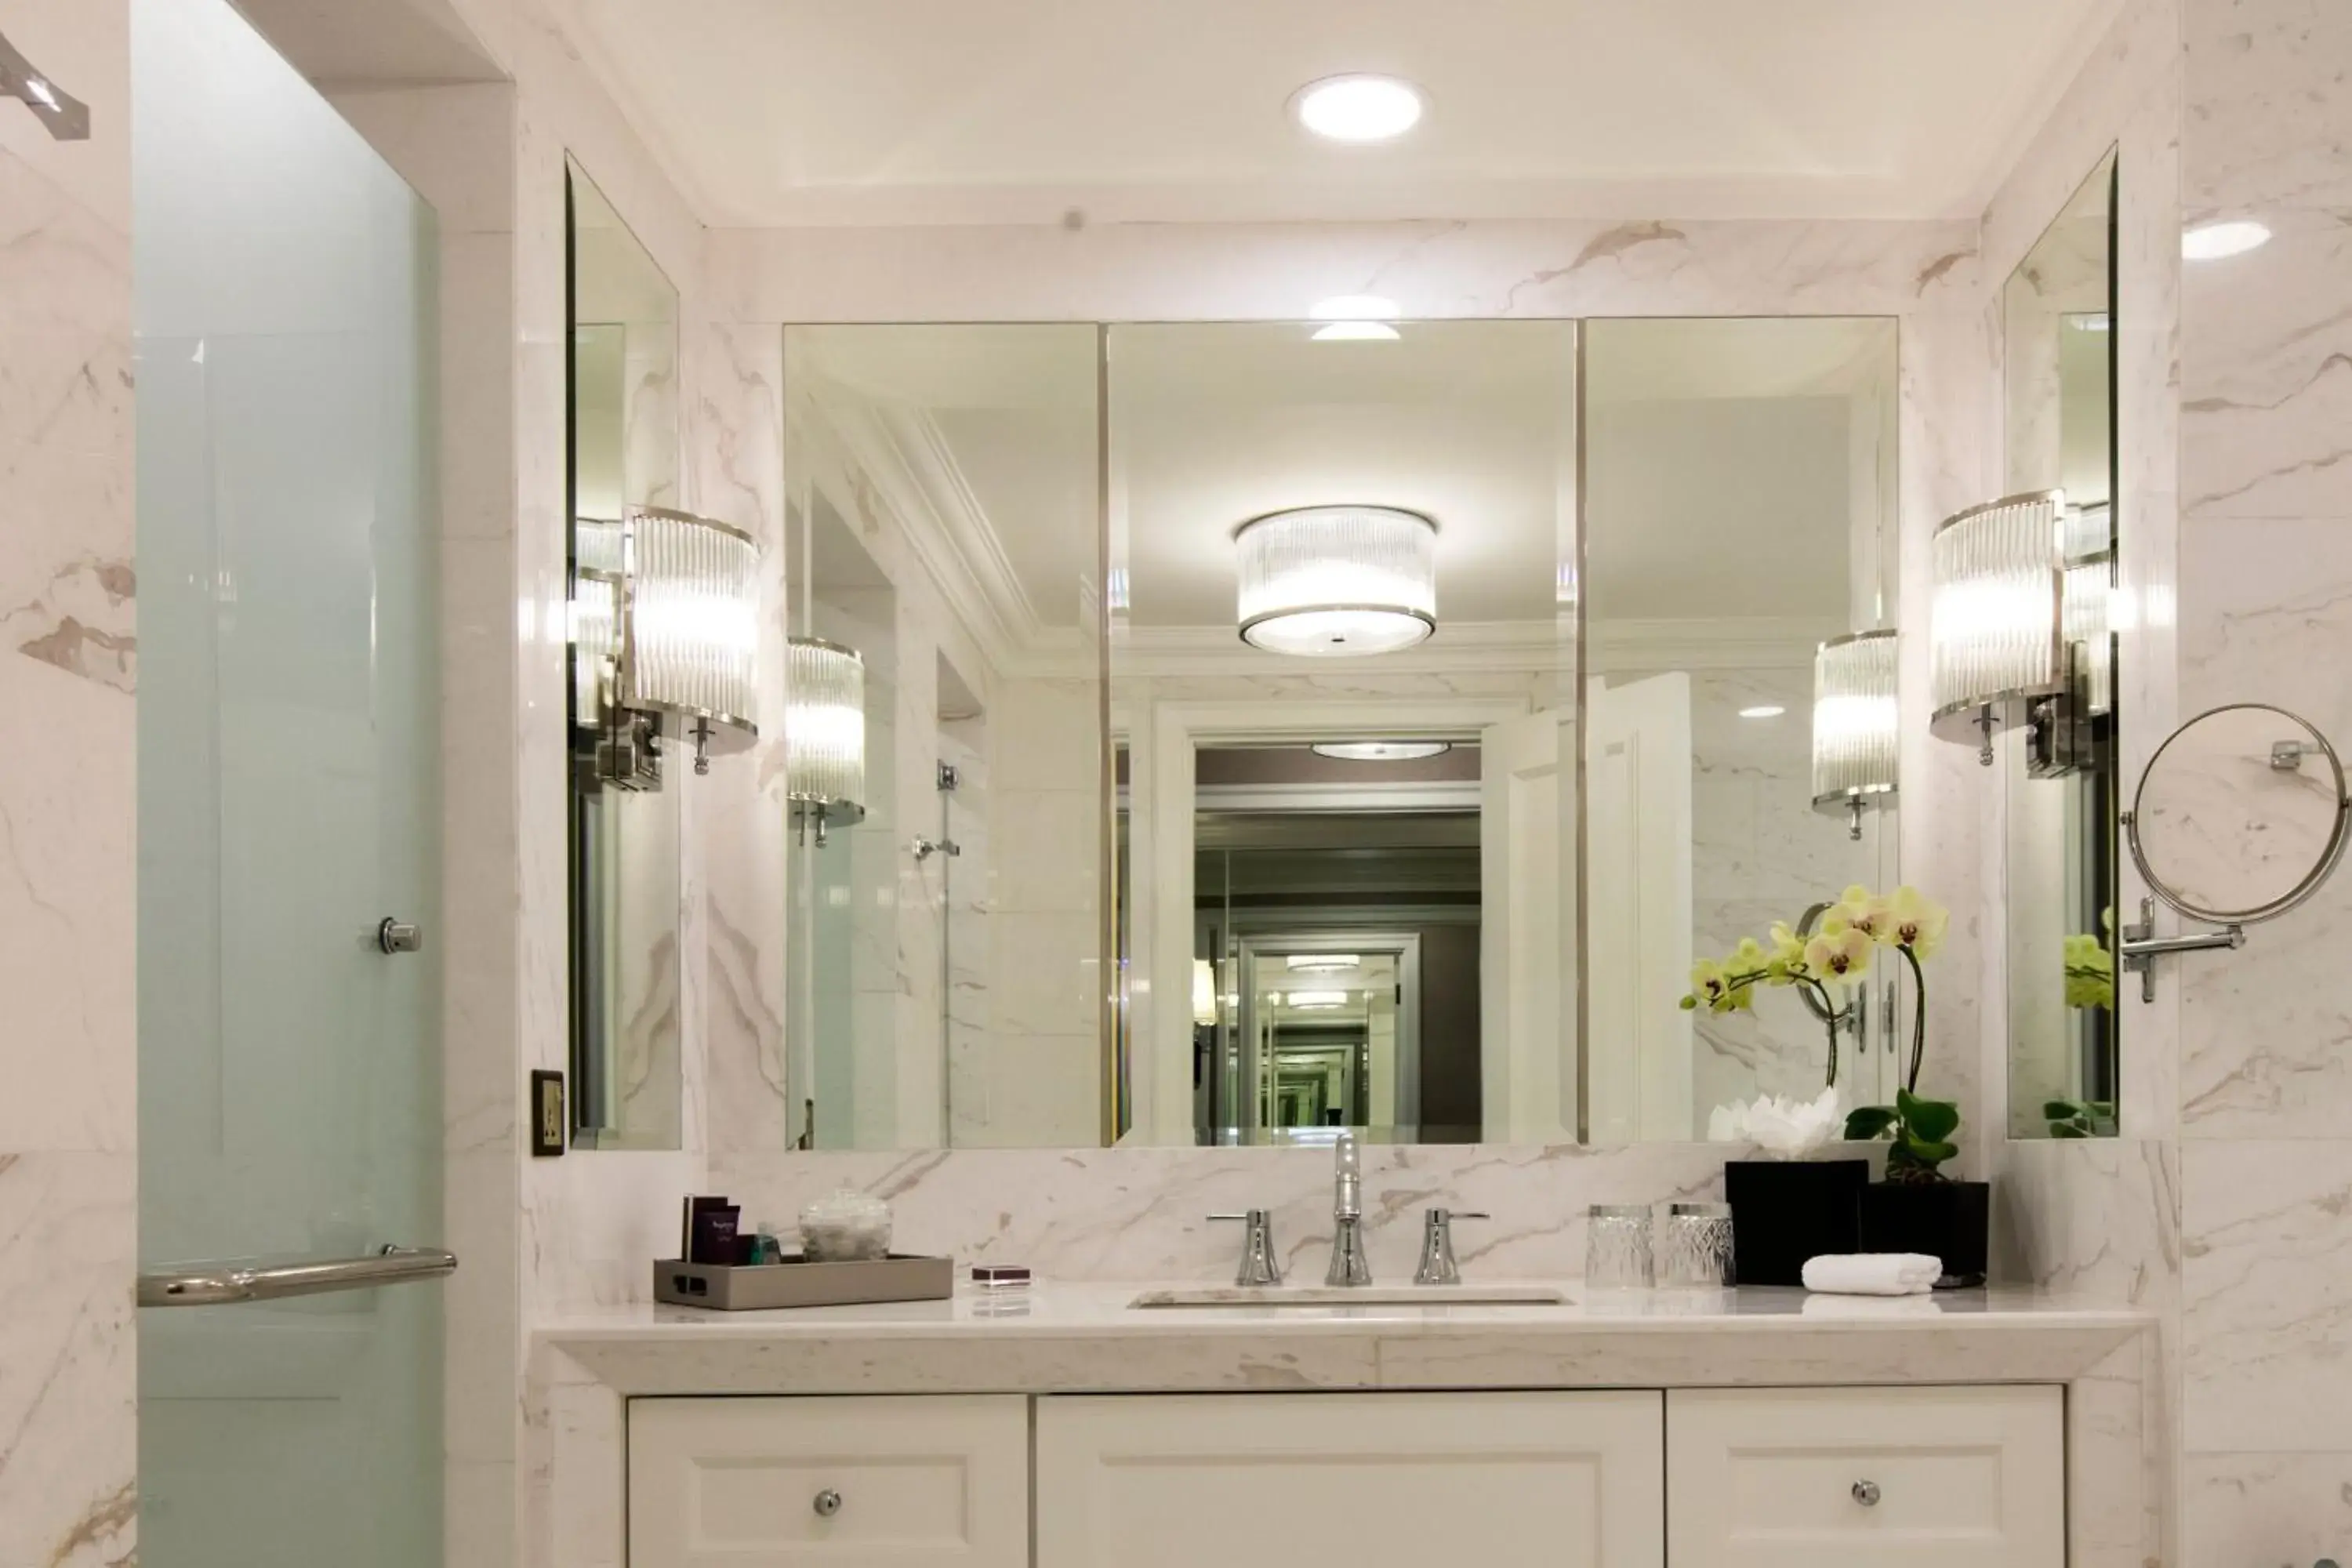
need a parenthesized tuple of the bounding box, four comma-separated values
(1843, 1106, 1899, 1139)
(2042, 1100, 2079, 1120)
(1900, 1134, 1960, 1166)
(2051, 1122, 2089, 1139)
(1902, 1097, 1961, 1142)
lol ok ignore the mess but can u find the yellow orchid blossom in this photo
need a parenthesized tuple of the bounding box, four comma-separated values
(1886, 885, 1948, 959)
(1803, 917, 1873, 982)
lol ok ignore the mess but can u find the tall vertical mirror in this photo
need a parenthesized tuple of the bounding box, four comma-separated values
(2003, 152, 2120, 1138)
(1584, 318, 1903, 1135)
(1109, 321, 1578, 1147)
(564, 161, 684, 1149)
(781, 325, 1105, 1151)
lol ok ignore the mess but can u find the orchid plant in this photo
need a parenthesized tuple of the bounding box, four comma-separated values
(1683, 885, 1959, 1175)
(2063, 933, 2117, 1010)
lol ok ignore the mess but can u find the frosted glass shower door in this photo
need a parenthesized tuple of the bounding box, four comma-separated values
(132, 1, 445, 1564)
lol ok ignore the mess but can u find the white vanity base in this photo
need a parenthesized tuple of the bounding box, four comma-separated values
(526, 1284, 2160, 1568)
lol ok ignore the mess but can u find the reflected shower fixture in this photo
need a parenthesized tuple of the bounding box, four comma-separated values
(569, 506, 760, 791)
(787, 636, 868, 848)
(1929, 490, 2112, 777)
(1235, 505, 1438, 657)
(1811, 630, 1900, 841)
(0, 29, 88, 140)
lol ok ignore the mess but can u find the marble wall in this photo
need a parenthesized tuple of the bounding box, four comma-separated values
(0, 4, 138, 1561)
(2172, 0, 2352, 1557)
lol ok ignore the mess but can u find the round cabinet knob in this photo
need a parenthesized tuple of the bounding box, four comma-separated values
(813, 1489, 844, 1519)
(1852, 1479, 1882, 1508)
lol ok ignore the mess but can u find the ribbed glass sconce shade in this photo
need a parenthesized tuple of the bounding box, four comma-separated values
(1812, 630, 1900, 818)
(1929, 490, 2067, 758)
(625, 508, 758, 760)
(570, 568, 619, 728)
(786, 637, 866, 813)
(2062, 502, 2114, 719)
(1234, 505, 1437, 656)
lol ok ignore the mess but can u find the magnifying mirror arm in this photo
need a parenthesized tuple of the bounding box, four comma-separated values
(2118, 896, 2246, 1003)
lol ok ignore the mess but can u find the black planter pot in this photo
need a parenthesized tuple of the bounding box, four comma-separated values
(1722, 1159, 1867, 1287)
(1860, 1180, 1991, 1288)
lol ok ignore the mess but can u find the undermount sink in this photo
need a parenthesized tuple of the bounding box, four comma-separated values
(1129, 1284, 1570, 1310)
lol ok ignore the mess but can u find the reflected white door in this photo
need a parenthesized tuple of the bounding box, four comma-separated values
(1481, 708, 1576, 1141)
(133, 1, 445, 1562)
(1585, 674, 1694, 1141)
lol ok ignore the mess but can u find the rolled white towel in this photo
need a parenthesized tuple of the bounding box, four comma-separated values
(1801, 1253, 1942, 1296)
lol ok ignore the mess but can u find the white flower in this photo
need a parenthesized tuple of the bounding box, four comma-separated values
(1708, 1086, 1844, 1159)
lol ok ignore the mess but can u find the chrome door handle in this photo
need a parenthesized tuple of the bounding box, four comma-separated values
(1852, 1479, 1882, 1508)
(138, 1244, 456, 1307)
(377, 917, 423, 954)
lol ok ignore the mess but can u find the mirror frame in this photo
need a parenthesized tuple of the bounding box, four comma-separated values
(2125, 701, 2352, 925)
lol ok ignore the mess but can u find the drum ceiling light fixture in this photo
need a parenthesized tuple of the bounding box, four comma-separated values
(1235, 504, 1439, 658)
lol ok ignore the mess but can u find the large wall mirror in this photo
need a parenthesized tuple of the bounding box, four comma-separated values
(564, 161, 684, 1149)
(775, 316, 1900, 1149)
(780, 325, 1105, 1152)
(1585, 319, 1903, 1137)
(2002, 151, 2120, 1138)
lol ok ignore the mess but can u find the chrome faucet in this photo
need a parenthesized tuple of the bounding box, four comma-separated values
(1207, 1209, 1283, 1287)
(1413, 1207, 1490, 1286)
(1326, 1133, 1373, 1287)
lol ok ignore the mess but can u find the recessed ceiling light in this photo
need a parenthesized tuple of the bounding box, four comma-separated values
(1739, 705, 1787, 720)
(1292, 74, 1424, 143)
(2182, 220, 2270, 260)
(1283, 989, 1349, 1009)
(2067, 314, 2111, 332)
(1308, 295, 1402, 343)
(1312, 740, 1451, 761)
(1287, 953, 1363, 971)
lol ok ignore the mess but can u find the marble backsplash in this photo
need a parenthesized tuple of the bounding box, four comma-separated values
(707, 1142, 1896, 1288)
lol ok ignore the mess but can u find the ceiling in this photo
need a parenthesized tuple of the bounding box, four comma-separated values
(551, 0, 2119, 227)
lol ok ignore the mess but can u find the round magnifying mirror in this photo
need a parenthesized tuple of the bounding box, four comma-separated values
(2127, 702, 2351, 924)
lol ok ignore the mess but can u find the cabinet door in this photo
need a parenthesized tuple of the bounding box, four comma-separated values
(1036, 1391, 1664, 1568)
(1666, 1386, 2063, 1568)
(630, 1396, 1029, 1568)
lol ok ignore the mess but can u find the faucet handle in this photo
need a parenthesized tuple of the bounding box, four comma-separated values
(1208, 1209, 1283, 1288)
(1414, 1207, 1490, 1287)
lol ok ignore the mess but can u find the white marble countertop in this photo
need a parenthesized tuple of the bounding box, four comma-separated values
(534, 1282, 2155, 1396)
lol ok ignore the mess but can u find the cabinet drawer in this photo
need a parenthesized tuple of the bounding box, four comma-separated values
(628, 1396, 1028, 1568)
(1666, 1385, 2063, 1568)
(1037, 1391, 1663, 1568)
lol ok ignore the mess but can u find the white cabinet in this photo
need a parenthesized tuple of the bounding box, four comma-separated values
(1664, 1386, 2064, 1568)
(1035, 1392, 1665, 1568)
(629, 1396, 1029, 1568)
(625, 1385, 2067, 1568)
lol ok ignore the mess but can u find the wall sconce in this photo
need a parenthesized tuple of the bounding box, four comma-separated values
(786, 636, 867, 848)
(1812, 629, 1899, 840)
(1929, 490, 2115, 778)
(569, 506, 759, 791)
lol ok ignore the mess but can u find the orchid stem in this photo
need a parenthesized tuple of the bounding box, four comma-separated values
(1901, 945, 1927, 1094)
